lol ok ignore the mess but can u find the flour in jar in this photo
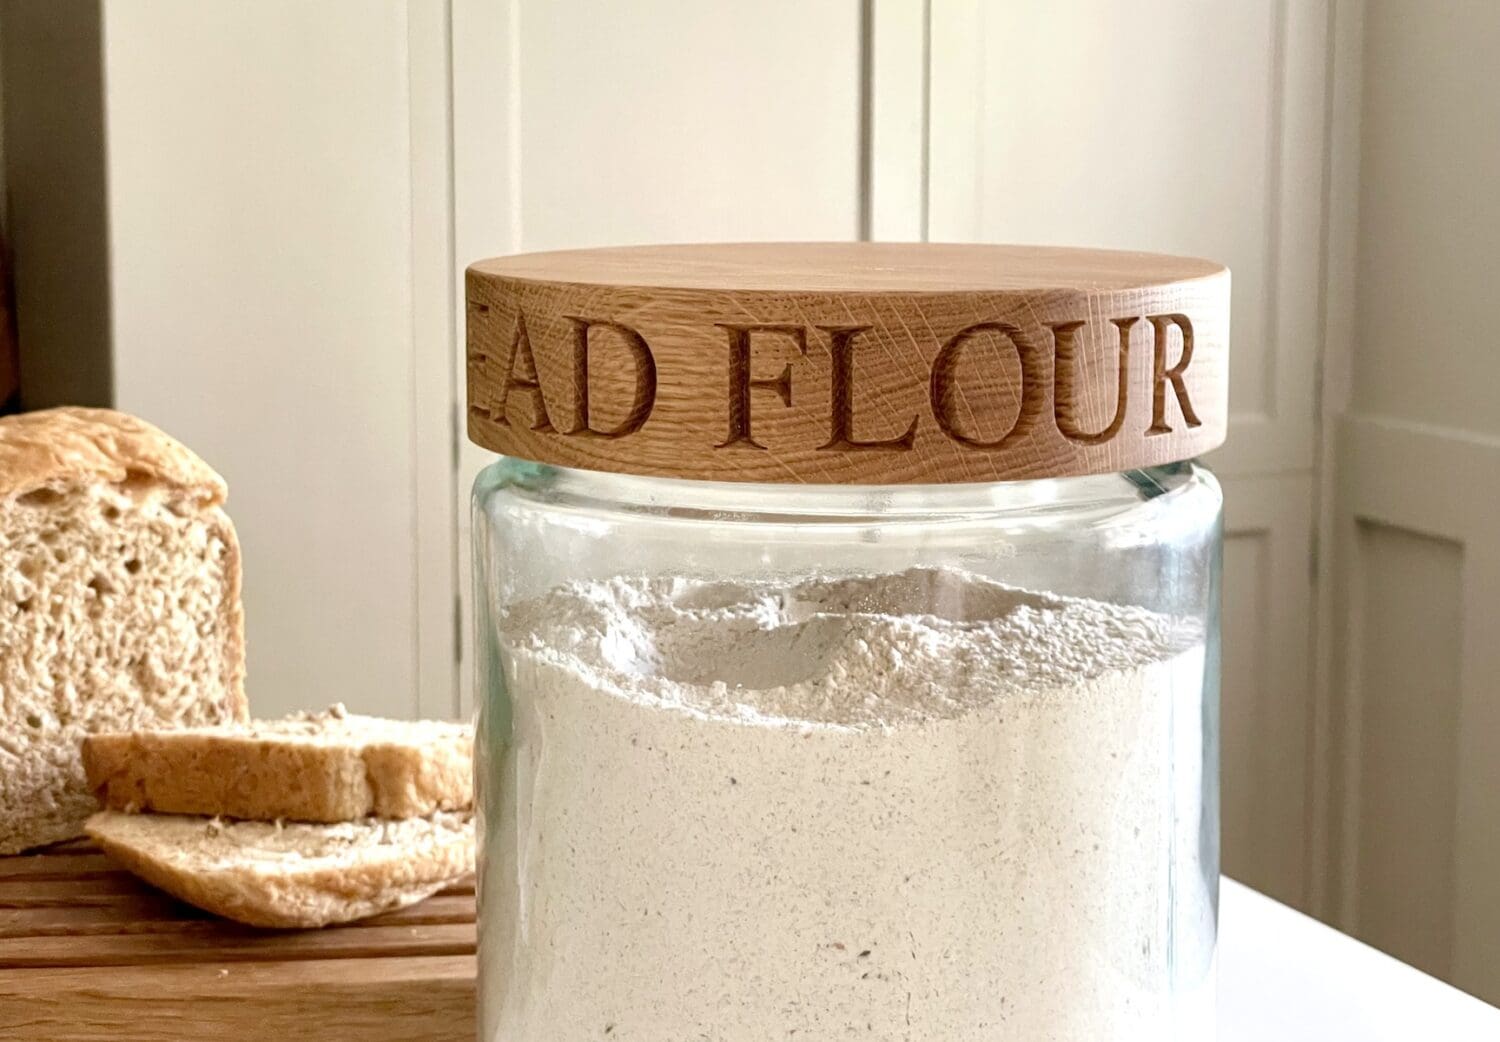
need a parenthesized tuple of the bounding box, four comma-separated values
(479, 566, 1210, 1042)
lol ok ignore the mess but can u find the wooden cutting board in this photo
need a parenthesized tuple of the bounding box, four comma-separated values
(0, 838, 477, 1041)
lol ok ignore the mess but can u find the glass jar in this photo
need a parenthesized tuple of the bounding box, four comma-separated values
(466, 244, 1229, 1042)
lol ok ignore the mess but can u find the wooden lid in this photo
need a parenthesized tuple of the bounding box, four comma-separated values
(465, 243, 1229, 484)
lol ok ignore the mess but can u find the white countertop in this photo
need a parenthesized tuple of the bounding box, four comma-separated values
(1220, 878, 1499, 1040)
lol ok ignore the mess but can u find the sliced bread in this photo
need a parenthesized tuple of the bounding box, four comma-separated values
(0, 407, 247, 854)
(83, 707, 473, 823)
(85, 809, 474, 928)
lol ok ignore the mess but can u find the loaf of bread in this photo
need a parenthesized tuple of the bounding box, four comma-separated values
(85, 809, 474, 928)
(84, 706, 473, 822)
(0, 407, 247, 854)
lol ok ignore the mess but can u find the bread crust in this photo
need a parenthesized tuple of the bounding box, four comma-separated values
(207, 507, 248, 722)
(83, 716, 472, 822)
(0, 406, 227, 504)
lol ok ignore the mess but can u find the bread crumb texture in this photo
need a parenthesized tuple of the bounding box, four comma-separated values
(86, 809, 474, 928)
(0, 408, 245, 854)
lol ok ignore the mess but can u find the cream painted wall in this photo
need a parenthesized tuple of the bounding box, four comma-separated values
(1320, 0, 1500, 1004)
(925, 0, 1328, 914)
(449, 0, 865, 715)
(1351, 5, 1500, 439)
(101, 1, 431, 720)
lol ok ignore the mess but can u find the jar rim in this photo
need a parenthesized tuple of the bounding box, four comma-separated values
(477, 457, 1219, 525)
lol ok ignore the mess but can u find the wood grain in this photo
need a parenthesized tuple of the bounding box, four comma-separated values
(0, 841, 476, 1041)
(0, 957, 474, 1042)
(467, 242, 1230, 484)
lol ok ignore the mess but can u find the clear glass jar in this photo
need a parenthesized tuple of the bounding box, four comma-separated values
(473, 459, 1221, 1042)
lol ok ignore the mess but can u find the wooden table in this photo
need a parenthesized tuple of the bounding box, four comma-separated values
(0, 839, 475, 1041)
(4, 843, 1495, 1041)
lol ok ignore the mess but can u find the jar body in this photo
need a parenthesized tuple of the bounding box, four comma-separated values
(473, 461, 1221, 1042)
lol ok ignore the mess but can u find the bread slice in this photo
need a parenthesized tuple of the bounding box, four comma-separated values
(83, 707, 473, 823)
(0, 407, 247, 854)
(85, 809, 474, 928)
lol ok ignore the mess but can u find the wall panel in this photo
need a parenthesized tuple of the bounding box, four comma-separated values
(1351, 521, 1463, 981)
(923, 1, 1331, 912)
(1221, 474, 1315, 907)
(451, 0, 865, 714)
(1332, 416, 1500, 1002)
(102, 0, 425, 718)
(1323, 0, 1500, 1002)
(927, 0, 1329, 479)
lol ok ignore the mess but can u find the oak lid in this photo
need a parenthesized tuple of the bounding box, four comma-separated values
(465, 243, 1229, 485)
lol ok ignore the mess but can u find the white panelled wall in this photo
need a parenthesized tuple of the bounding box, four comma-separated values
(5, 0, 1498, 1005)
(921, 0, 1329, 915)
(449, 0, 865, 716)
(1320, 0, 1500, 1003)
(101, 1, 443, 721)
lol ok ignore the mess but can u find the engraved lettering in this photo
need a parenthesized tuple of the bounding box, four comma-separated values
(929, 321, 1043, 449)
(497, 311, 555, 432)
(716, 324, 809, 449)
(562, 316, 657, 438)
(1147, 313, 1201, 434)
(1049, 317, 1136, 445)
(817, 326, 918, 452)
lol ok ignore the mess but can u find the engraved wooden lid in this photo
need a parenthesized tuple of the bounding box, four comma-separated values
(465, 243, 1229, 484)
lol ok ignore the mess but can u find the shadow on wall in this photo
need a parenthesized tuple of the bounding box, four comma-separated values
(0, 226, 16, 414)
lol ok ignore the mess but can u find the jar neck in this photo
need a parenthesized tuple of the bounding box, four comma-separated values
(480, 458, 1205, 523)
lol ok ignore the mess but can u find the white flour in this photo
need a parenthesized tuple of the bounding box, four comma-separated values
(481, 567, 1208, 1041)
